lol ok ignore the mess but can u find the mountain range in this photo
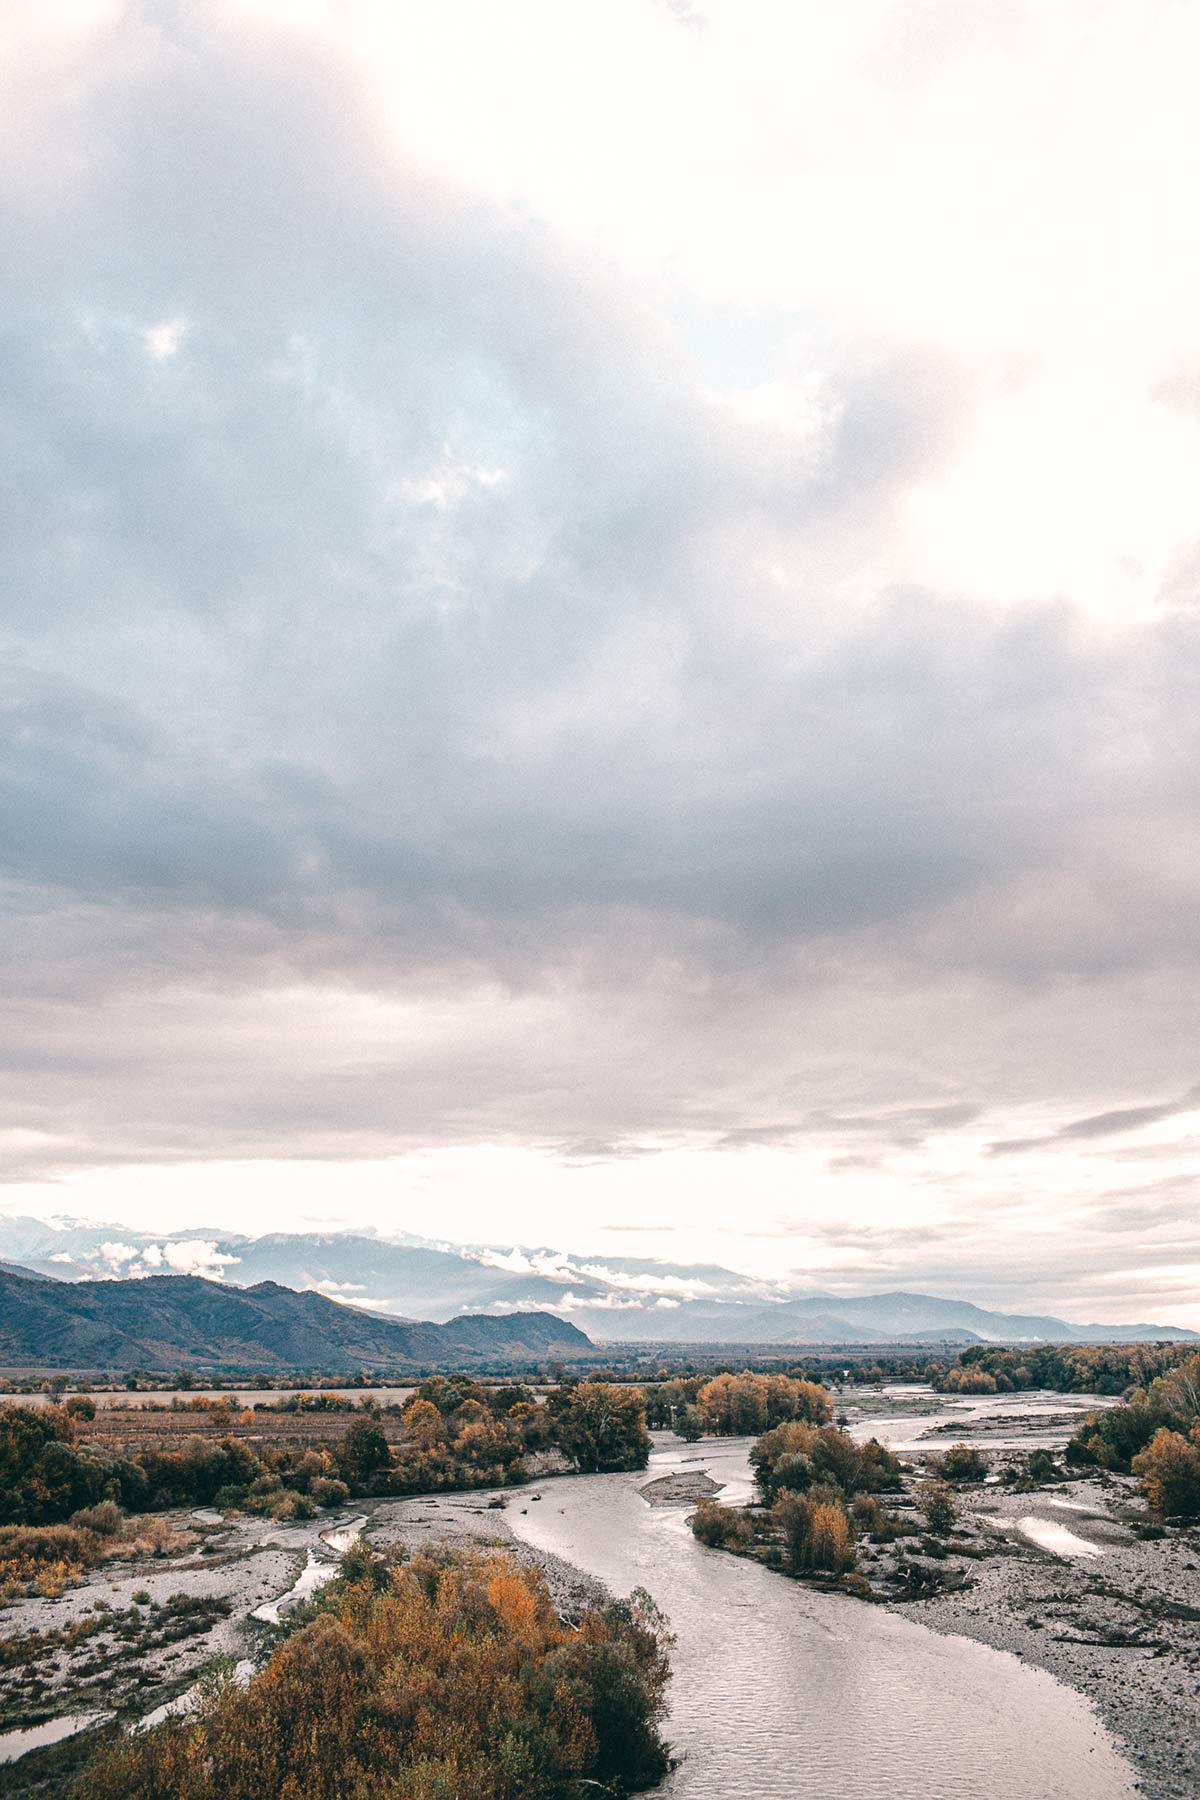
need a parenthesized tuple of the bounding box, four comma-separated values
(0, 1216, 1194, 1347)
(0, 1267, 591, 1372)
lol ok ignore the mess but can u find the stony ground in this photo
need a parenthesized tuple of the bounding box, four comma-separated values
(6, 1414, 1197, 1800)
(0, 1517, 304, 1736)
(0, 1481, 611, 1793)
(890, 1476, 1200, 1800)
(638, 1471, 722, 1508)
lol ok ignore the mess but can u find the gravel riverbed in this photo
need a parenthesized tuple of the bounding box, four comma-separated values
(894, 1476, 1200, 1800)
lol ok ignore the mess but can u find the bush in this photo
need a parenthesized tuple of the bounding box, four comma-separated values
(1024, 1448, 1060, 1485)
(850, 1493, 885, 1531)
(0, 1523, 101, 1597)
(75, 1549, 673, 1799)
(916, 1480, 957, 1534)
(1132, 1427, 1200, 1519)
(309, 1476, 350, 1508)
(773, 1492, 856, 1574)
(70, 1499, 123, 1537)
(934, 1445, 988, 1484)
(690, 1499, 754, 1550)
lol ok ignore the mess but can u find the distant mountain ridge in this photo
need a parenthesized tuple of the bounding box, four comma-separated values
(0, 1268, 593, 1371)
(0, 1216, 1194, 1346)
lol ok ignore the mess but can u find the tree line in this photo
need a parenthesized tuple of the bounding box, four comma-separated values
(0, 1377, 652, 1535)
(642, 1371, 832, 1438)
(1066, 1352, 1200, 1517)
(934, 1341, 1197, 1395)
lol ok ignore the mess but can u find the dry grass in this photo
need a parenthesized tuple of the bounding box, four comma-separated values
(0, 1525, 101, 1600)
(0, 1515, 192, 1604)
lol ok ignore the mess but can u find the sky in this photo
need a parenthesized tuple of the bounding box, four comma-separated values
(2, 0, 1200, 1327)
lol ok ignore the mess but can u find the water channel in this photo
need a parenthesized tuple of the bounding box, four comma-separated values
(509, 1436, 1136, 1800)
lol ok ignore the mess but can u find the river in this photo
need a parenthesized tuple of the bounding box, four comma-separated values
(843, 1386, 1114, 1454)
(509, 1436, 1135, 1800)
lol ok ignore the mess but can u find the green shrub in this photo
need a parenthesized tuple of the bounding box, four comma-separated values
(916, 1480, 957, 1534)
(934, 1445, 988, 1484)
(71, 1499, 123, 1537)
(309, 1476, 350, 1508)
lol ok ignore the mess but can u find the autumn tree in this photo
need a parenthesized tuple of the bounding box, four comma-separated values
(1132, 1426, 1200, 1519)
(75, 1547, 673, 1799)
(548, 1383, 651, 1472)
(772, 1491, 856, 1574)
(695, 1371, 832, 1436)
(337, 1416, 392, 1487)
(400, 1397, 446, 1450)
(750, 1420, 899, 1501)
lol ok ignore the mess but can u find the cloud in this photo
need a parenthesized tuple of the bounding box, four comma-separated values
(469, 1246, 713, 1301)
(990, 1085, 1200, 1156)
(0, 1, 1199, 1324)
(80, 1237, 240, 1280)
(158, 1240, 240, 1279)
(90, 1241, 139, 1271)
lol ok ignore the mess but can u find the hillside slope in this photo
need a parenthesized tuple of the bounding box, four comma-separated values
(0, 1270, 593, 1371)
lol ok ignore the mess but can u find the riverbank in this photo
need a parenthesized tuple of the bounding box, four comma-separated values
(896, 1475, 1200, 1800)
(667, 1423, 1196, 1800)
(0, 1482, 613, 1792)
(364, 1487, 612, 1620)
(0, 1484, 611, 1748)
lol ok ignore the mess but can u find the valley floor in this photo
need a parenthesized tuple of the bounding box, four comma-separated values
(5, 1398, 1198, 1800)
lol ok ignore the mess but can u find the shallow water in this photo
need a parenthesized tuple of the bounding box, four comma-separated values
(509, 1437, 1135, 1800)
(321, 1516, 367, 1555)
(251, 1548, 338, 1623)
(1014, 1516, 1103, 1558)
(0, 1711, 111, 1764)
(250, 1515, 365, 1622)
(134, 1659, 255, 1731)
(846, 1388, 1113, 1454)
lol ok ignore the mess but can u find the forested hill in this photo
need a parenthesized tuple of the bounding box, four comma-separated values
(0, 1270, 593, 1372)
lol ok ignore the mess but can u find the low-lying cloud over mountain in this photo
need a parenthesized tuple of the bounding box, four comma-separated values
(2, 1218, 1193, 1347)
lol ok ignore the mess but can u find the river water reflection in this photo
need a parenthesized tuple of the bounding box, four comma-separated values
(509, 1437, 1135, 1800)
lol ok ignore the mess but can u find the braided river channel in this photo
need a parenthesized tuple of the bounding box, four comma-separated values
(509, 1435, 1136, 1800)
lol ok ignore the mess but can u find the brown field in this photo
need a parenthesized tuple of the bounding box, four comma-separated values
(8, 1386, 415, 1409)
(76, 1405, 409, 1457)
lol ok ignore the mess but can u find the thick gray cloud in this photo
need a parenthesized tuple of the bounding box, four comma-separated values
(1, 3, 1198, 1321)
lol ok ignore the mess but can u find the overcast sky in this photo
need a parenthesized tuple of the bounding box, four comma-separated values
(3, 0, 1200, 1326)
